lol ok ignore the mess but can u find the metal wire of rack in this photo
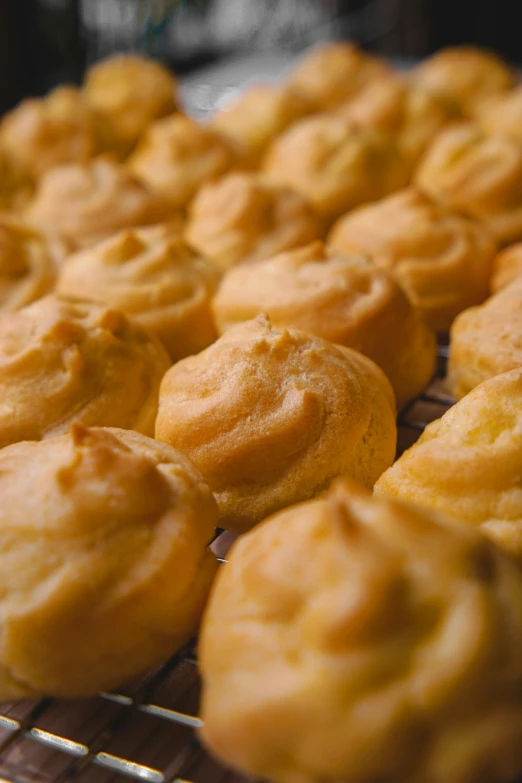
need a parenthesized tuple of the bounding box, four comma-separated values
(0, 343, 453, 783)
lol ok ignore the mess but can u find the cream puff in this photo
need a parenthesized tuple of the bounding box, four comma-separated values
(491, 242, 522, 292)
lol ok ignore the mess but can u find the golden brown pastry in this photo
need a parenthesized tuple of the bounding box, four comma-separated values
(415, 122, 522, 247)
(0, 295, 171, 448)
(211, 83, 312, 167)
(24, 156, 172, 249)
(185, 172, 323, 270)
(328, 188, 496, 330)
(413, 46, 515, 116)
(200, 479, 522, 783)
(0, 85, 117, 181)
(0, 424, 217, 699)
(287, 41, 392, 111)
(447, 277, 522, 399)
(84, 53, 179, 156)
(263, 114, 409, 224)
(155, 314, 396, 532)
(57, 226, 220, 361)
(128, 114, 237, 208)
(477, 85, 522, 144)
(376, 367, 522, 557)
(491, 242, 522, 292)
(0, 149, 32, 211)
(213, 242, 436, 408)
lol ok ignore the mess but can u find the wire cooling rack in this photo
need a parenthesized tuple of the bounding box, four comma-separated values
(0, 342, 453, 783)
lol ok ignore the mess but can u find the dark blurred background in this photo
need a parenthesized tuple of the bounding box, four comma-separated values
(1, 0, 520, 114)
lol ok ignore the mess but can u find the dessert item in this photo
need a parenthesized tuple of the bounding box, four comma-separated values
(263, 114, 409, 223)
(328, 188, 496, 330)
(413, 46, 515, 116)
(415, 122, 522, 247)
(0, 424, 217, 699)
(84, 53, 179, 156)
(24, 156, 172, 249)
(491, 242, 522, 292)
(155, 314, 396, 532)
(0, 295, 171, 448)
(0, 149, 32, 211)
(376, 367, 522, 556)
(477, 85, 522, 144)
(447, 277, 522, 399)
(213, 242, 436, 408)
(200, 479, 522, 783)
(57, 226, 220, 361)
(185, 172, 323, 270)
(128, 114, 237, 209)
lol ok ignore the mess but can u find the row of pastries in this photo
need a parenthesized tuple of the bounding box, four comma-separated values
(2, 40, 522, 783)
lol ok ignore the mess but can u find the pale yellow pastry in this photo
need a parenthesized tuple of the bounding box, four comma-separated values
(200, 479, 522, 783)
(0, 423, 217, 699)
(415, 122, 522, 247)
(328, 188, 496, 330)
(84, 53, 179, 156)
(128, 114, 237, 208)
(447, 277, 522, 399)
(0, 85, 117, 181)
(24, 156, 172, 249)
(0, 295, 171, 448)
(478, 86, 522, 144)
(155, 314, 396, 532)
(213, 242, 435, 408)
(491, 242, 522, 292)
(288, 41, 392, 111)
(185, 172, 323, 270)
(263, 114, 409, 223)
(376, 367, 522, 557)
(211, 83, 312, 167)
(0, 149, 32, 211)
(413, 46, 515, 116)
(57, 226, 220, 361)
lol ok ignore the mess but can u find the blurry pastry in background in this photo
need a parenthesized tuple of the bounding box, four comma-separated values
(491, 242, 522, 292)
(0, 86, 118, 181)
(24, 156, 172, 249)
(329, 188, 495, 331)
(287, 41, 392, 111)
(376, 367, 522, 557)
(0, 295, 171, 448)
(213, 242, 436, 408)
(200, 479, 522, 783)
(412, 46, 515, 116)
(185, 172, 323, 270)
(447, 277, 522, 400)
(0, 149, 32, 211)
(0, 424, 217, 699)
(128, 114, 237, 209)
(84, 53, 179, 156)
(263, 115, 408, 224)
(415, 122, 522, 247)
(155, 314, 396, 532)
(477, 85, 522, 144)
(58, 227, 220, 362)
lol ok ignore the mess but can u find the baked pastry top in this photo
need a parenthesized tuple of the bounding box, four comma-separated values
(491, 242, 522, 292)
(0, 295, 171, 447)
(0, 424, 217, 699)
(155, 314, 396, 532)
(213, 241, 436, 408)
(200, 479, 522, 783)
(185, 172, 323, 270)
(57, 226, 220, 361)
(477, 85, 522, 144)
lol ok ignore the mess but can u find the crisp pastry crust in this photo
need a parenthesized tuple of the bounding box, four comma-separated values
(185, 172, 323, 270)
(155, 314, 396, 532)
(413, 46, 515, 116)
(200, 479, 522, 783)
(415, 122, 522, 247)
(57, 226, 220, 361)
(84, 53, 179, 156)
(262, 114, 409, 223)
(0, 295, 171, 447)
(376, 367, 522, 556)
(24, 156, 172, 249)
(328, 188, 496, 330)
(213, 242, 436, 408)
(288, 41, 392, 111)
(0, 149, 32, 211)
(478, 85, 522, 144)
(447, 277, 522, 399)
(128, 114, 237, 208)
(491, 242, 522, 292)
(0, 424, 217, 699)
